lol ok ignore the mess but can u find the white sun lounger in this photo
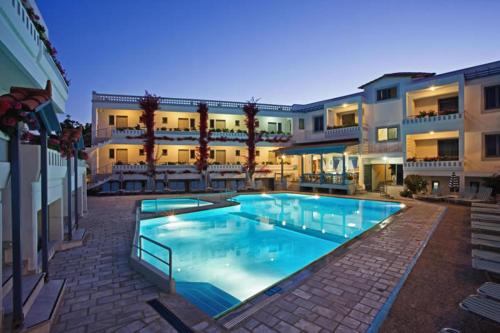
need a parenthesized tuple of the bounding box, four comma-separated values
(472, 249, 500, 262)
(472, 258, 500, 274)
(460, 295, 500, 324)
(478, 282, 500, 302)
(472, 233, 500, 248)
(471, 213, 500, 223)
(471, 221, 500, 233)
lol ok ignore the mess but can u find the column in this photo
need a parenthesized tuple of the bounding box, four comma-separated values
(300, 155, 304, 182)
(40, 125, 49, 279)
(49, 198, 64, 242)
(66, 157, 72, 241)
(320, 153, 324, 183)
(342, 153, 346, 184)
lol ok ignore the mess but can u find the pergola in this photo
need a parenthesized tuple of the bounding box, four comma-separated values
(276, 142, 356, 191)
(0, 81, 61, 326)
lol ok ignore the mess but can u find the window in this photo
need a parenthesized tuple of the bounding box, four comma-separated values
(108, 115, 115, 126)
(209, 119, 215, 129)
(438, 96, 459, 115)
(278, 123, 282, 132)
(210, 150, 215, 159)
(376, 86, 398, 101)
(190, 119, 196, 129)
(109, 149, 115, 159)
(235, 150, 240, 157)
(377, 126, 399, 141)
(470, 181, 480, 193)
(162, 117, 168, 124)
(256, 150, 260, 157)
(313, 116, 324, 132)
(485, 85, 500, 110)
(438, 139, 459, 159)
(268, 122, 277, 132)
(190, 150, 196, 159)
(235, 120, 240, 127)
(139, 149, 145, 156)
(162, 149, 168, 156)
(485, 134, 500, 157)
(298, 118, 305, 130)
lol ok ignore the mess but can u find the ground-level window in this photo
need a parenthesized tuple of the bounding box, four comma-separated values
(313, 116, 324, 132)
(376, 86, 398, 101)
(485, 134, 500, 157)
(377, 126, 399, 141)
(108, 115, 115, 126)
(485, 84, 500, 110)
(109, 149, 115, 159)
(298, 118, 305, 130)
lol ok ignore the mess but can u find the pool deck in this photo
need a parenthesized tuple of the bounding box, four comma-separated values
(50, 192, 447, 332)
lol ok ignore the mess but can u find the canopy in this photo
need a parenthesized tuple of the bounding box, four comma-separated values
(276, 142, 348, 156)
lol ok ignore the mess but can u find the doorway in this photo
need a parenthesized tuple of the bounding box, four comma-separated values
(116, 149, 128, 164)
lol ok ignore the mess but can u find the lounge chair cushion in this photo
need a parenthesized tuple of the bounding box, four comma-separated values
(478, 282, 500, 302)
(460, 295, 500, 324)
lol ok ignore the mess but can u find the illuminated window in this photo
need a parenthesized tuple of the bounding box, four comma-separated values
(376, 87, 398, 101)
(377, 126, 398, 141)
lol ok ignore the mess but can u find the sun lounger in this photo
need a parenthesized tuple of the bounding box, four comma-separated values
(472, 233, 500, 248)
(460, 295, 500, 323)
(471, 221, 500, 233)
(450, 187, 493, 204)
(471, 205, 500, 216)
(472, 203, 500, 209)
(472, 249, 500, 262)
(478, 282, 500, 301)
(155, 181, 165, 192)
(100, 182, 111, 194)
(237, 180, 246, 191)
(416, 188, 451, 201)
(473, 258, 500, 274)
(167, 181, 185, 193)
(110, 181, 120, 193)
(471, 213, 500, 223)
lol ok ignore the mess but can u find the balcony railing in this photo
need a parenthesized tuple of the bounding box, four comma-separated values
(324, 125, 360, 140)
(404, 160, 463, 169)
(301, 173, 346, 185)
(92, 93, 292, 112)
(403, 112, 463, 125)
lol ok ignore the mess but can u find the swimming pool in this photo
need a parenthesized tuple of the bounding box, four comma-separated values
(141, 198, 212, 213)
(138, 193, 402, 316)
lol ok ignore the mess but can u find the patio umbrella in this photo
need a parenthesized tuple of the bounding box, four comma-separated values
(449, 172, 460, 192)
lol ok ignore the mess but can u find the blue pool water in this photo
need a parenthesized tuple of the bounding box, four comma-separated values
(141, 198, 212, 213)
(139, 193, 402, 316)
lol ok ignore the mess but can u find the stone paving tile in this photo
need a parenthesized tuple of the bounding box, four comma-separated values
(51, 194, 444, 333)
(216, 200, 445, 333)
(51, 195, 211, 333)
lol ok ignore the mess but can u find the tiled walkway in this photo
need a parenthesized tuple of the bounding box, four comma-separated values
(50, 194, 445, 333)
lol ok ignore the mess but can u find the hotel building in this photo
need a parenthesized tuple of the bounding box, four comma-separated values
(0, 0, 87, 330)
(89, 60, 500, 196)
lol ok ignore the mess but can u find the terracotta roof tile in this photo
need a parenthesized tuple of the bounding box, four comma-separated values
(0, 81, 52, 112)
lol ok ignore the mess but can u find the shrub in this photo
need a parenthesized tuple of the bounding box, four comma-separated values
(483, 174, 500, 196)
(400, 189, 413, 197)
(404, 175, 427, 194)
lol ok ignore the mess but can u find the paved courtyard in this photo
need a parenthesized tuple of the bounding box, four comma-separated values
(50, 194, 447, 332)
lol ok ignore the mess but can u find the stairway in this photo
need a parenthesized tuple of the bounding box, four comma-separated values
(2, 272, 65, 332)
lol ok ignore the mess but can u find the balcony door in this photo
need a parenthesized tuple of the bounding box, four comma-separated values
(178, 118, 189, 130)
(438, 139, 459, 160)
(215, 150, 226, 164)
(116, 149, 128, 164)
(178, 149, 189, 164)
(116, 116, 128, 129)
(215, 120, 226, 130)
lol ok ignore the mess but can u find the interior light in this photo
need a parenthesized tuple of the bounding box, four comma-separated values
(302, 225, 307, 230)
(429, 86, 436, 91)
(342, 103, 348, 107)
(429, 131, 435, 135)
(383, 156, 388, 161)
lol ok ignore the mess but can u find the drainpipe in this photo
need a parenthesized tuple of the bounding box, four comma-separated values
(67, 153, 72, 241)
(74, 145, 79, 230)
(40, 125, 49, 281)
(10, 123, 23, 327)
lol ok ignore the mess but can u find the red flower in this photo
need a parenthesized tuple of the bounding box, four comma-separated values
(3, 117, 17, 127)
(0, 100, 11, 116)
(14, 102, 22, 110)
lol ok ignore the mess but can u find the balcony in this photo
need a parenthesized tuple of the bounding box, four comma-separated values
(324, 125, 360, 140)
(0, 1, 68, 112)
(404, 159, 463, 171)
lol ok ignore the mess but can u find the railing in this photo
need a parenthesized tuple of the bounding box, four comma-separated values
(112, 128, 145, 137)
(404, 160, 463, 169)
(48, 149, 65, 167)
(133, 235, 173, 286)
(207, 164, 243, 172)
(93, 93, 292, 112)
(403, 112, 463, 125)
(362, 142, 402, 154)
(324, 125, 360, 140)
(301, 173, 345, 185)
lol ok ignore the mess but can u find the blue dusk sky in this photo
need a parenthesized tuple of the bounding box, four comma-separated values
(37, 0, 500, 123)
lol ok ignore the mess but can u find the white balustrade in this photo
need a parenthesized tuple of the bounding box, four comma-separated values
(324, 126, 360, 140)
(403, 113, 463, 125)
(404, 160, 463, 170)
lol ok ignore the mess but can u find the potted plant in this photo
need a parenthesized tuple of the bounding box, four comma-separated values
(404, 175, 427, 197)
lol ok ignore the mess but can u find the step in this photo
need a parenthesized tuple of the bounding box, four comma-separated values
(3, 265, 13, 296)
(3, 273, 45, 318)
(472, 258, 500, 274)
(36, 241, 59, 270)
(471, 221, 500, 233)
(471, 207, 500, 216)
(60, 228, 87, 251)
(23, 279, 65, 333)
(472, 203, 500, 209)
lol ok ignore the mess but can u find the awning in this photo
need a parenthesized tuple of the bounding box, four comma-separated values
(276, 142, 349, 156)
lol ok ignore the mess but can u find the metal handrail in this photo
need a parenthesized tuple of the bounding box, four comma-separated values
(133, 234, 173, 285)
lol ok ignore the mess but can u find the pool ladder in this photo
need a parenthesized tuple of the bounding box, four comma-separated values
(133, 234, 173, 288)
